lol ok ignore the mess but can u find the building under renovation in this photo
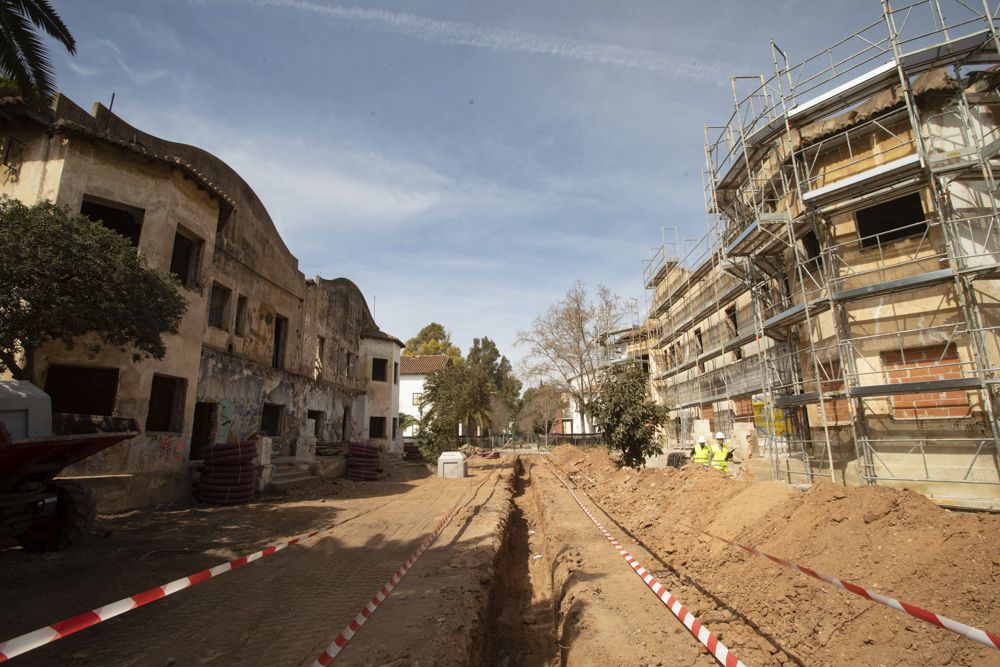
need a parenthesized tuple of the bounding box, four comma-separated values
(0, 95, 403, 510)
(642, 1, 1000, 509)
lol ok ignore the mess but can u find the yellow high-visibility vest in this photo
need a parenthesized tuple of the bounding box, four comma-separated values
(710, 444, 729, 473)
(693, 442, 710, 465)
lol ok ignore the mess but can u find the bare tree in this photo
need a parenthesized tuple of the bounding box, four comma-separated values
(515, 282, 626, 432)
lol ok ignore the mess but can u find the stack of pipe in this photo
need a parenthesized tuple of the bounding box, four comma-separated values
(345, 441, 382, 481)
(198, 440, 257, 504)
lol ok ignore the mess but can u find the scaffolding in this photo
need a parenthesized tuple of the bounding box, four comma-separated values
(654, 0, 1000, 508)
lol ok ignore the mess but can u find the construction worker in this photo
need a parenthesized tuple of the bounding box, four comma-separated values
(691, 435, 710, 467)
(710, 431, 732, 474)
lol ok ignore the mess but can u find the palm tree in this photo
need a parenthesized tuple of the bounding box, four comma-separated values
(0, 0, 76, 100)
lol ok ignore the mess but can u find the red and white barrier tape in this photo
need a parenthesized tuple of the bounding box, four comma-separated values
(680, 523, 1000, 652)
(0, 510, 376, 663)
(541, 457, 745, 667)
(312, 462, 502, 664)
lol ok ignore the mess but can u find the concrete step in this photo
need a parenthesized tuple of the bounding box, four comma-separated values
(271, 471, 315, 487)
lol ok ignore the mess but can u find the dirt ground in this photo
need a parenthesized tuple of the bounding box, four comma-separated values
(2, 448, 998, 666)
(1, 457, 514, 666)
(548, 445, 1000, 667)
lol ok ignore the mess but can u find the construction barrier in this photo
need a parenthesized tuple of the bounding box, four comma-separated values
(312, 460, 504, 664)
(0, 501, 395, 663)
(541, 456, 745, 667)
(680, 523, 1000, 652)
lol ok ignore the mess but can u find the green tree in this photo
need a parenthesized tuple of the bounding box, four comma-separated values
(515, 384, 565, 445)
(0, 196, 187, 380)
(592, 362, 669, 468)
(416, 363, 491, 459)
(403, 322, 462, 363)
(466, 336, 522, 418)
(0, 0, 76, 100)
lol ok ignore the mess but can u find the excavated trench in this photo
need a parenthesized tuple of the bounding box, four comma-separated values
(480, 457, 559, 667)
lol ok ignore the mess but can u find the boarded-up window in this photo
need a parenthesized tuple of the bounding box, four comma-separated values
(882, 345, 970, 419)
(369, 416, 386, 439)
(80, 197, 143, 247)
(208, 283, 231, 329)
(855, 193, 926, 248)
(45, 365, 118, 416)
(146, 375, 186, 432)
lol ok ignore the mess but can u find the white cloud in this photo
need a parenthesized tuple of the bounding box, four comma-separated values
(251, 1, 732, 82)
(65, 59, 99, 77)
(98, 38, 170, 84)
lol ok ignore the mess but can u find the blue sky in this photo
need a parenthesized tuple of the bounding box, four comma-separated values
(50, 0, 882, 366)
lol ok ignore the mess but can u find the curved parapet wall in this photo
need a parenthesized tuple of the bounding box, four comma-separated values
(47, 95, 303, 298)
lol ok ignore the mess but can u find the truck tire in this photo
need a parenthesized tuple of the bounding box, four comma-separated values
(16, 482, 96, 551)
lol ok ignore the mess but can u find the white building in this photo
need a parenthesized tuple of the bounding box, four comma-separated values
(398, 355, 452, 437)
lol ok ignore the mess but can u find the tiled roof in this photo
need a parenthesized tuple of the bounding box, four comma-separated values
(400, 355, 452, 375)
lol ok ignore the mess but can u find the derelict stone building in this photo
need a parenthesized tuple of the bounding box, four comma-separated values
(0, 95, 402, 510)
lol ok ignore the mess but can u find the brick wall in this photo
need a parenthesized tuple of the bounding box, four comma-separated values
(881, 344, 971, 419)
(733, 396, 755, 420)
(816, 361, 851, 424)
(701, 403, 714, 425)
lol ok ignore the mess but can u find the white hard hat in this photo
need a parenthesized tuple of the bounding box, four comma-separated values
(714, 432, 725, 439)
(697, 435, 706, 443)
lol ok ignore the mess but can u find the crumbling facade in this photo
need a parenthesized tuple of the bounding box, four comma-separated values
(643, 1, 1000, 509)
(0, 95, 402, 510)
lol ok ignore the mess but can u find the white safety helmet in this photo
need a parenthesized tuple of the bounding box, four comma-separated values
(714, 431, 725, 440)
(697, 435, 706, 444)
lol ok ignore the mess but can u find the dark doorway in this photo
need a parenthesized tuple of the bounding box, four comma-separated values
(260, 402, 283, 436)
(307, 409, 325, 437)
(190, 402, 218, 460)
(45, 365, 119, 416)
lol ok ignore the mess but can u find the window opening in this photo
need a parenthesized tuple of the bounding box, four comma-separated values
(169, 229, 201, 287)
(372, 357, 388, 382)
(208, 283, 231, 330)
(80, 197, 143, 247)
(234, 295, 248, 336)
(272, 315, 288, 369)
(45, 365, 119, 416)
(855, 193, 926, 248)
(146, 374, 186, 432)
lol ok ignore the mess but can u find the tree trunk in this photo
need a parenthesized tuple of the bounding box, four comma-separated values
(0, 349, 28, 381)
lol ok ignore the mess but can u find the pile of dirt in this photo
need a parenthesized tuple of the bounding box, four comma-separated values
(549, 445, 1000, 666)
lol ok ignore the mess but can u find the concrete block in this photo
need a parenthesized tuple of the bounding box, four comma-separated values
(313, 455, 346, 479)
(296, 434, 316, 463)
(437, 451, 467, 478)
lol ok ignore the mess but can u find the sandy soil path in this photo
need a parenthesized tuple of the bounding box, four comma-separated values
(0, 459, 512, 667)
